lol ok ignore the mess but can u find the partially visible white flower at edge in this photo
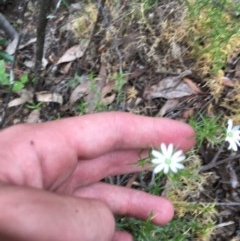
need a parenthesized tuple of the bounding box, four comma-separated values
(225, 119, 240, 151)
(151, 143, 185, 174)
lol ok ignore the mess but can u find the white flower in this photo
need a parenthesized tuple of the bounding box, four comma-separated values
(151, 143, 185, 174)
(225, 119, 240, 151)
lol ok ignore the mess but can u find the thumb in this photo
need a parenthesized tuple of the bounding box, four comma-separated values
(0, 184, 115, 241)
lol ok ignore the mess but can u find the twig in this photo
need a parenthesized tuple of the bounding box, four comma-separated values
(174, 201, 240, 206)
(214, 202, 240, 206)
(200, 153, 240, 172)
(199, 143, 224, 172)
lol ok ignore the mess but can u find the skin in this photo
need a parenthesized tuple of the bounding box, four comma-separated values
(0, 112, 195, 241)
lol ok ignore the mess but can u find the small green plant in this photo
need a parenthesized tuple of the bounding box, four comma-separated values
(189, 115, 224, 148)
(75, 100, 87, 114)
(12, 73, 29, 92)
(113, 71, 127, 104)
(117, 215, 160, 241)
(0, 60, 9, 86)
(88, 72, 108, 112)
(141, 0, 158, 13)
(0, 38, 13, 62)
(0, 60, 29, 92)
(26, 102, 43, 110)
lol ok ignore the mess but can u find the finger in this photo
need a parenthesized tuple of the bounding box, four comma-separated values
(0, 184, 115, 241)
(57, 149, 150, 193)
(49, 112, 195, 158)
(0, 112, 195, 188)
(112, 231, 133, 241)
(74, 183, 174, 225)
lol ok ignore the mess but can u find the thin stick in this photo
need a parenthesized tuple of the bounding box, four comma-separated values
(200, 154, 240, 172)
(199, 143, 225, 172)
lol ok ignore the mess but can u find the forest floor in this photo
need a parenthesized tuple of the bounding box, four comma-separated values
(1, 0, 240, 240)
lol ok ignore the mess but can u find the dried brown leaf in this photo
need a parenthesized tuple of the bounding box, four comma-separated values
(56, 44, 86, 65)
(69, 82, 89, 105)
(100, 83, 116, 105)
(8, 97, 28, 107)
(182, 109, 194, 119)
(183, 77, 202, 93)
(143, 70, 194, 100)
(158, 99, 179, 116)
(59, 62, 72, 75)
(6, 36, 20, 55)
(144, 77, 194, 100)
(8, 90, 33, 108)
(222, 77, 235, 87)
(36, 91, 63, 105)
(25, 109, 41, 123)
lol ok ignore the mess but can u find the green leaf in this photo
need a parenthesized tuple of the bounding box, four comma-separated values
(19, 73, 29, 84)
(0, 51, 13, 62)
(0, 38, 7, 45)
(0, 60, 9, 85)
(13, 82, 24, 92)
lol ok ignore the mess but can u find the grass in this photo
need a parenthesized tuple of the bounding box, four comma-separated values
(113, 71, 127, 106)
(189, 115, 225, 148)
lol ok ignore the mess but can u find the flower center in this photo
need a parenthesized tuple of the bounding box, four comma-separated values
(227, 131, 233, 138)
(165, 158, 171, 165)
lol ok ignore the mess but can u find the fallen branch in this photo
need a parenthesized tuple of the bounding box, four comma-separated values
(34, 0, 53, 90)
(0, 13, 18, 40)
(200, 153, 240, 172)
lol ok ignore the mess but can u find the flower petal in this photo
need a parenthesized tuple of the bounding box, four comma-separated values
(174, 155, 186, 163)
(236, 140, 240, 148)
(227, 119, 233, 130)
(160, 143, 168, 156)
(232, 126, 240, 131)
(151, 150, 163, 159)
(165, 143, 174, 158)
(172, 150, 184, 160)
(170, 164, 178, 173)
(151, 158, 162, 164)
(228, 141, 237, 151)
(153, 163, 165, 173)
(163, 164, 170, 174)
(174, 162, 185, 170)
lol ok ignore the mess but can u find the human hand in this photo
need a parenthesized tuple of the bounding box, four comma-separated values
(0, 112, 195, 241)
